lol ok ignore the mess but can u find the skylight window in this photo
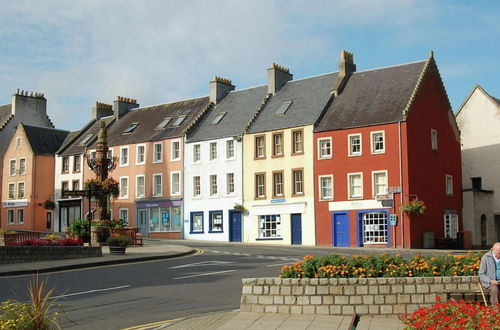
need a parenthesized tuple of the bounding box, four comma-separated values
(79, 134, 93, 146)
(123, 122, 139, 134)
(172, 115, 186, 127)
(275, 101, 292, 116)
(212, 112, 226, 125)
(156, 117, 172, 129)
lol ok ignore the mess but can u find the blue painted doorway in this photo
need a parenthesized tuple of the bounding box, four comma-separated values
(229, 210, 242, 242)
(332, 212, 349, 247)
(291, 213, 302, 245)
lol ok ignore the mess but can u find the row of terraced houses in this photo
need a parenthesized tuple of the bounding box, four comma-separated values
(5, 50, 496, 249)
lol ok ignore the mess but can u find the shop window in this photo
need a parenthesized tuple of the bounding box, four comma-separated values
(190, 212, 204, 233)
(259, 215, 281, 238)
(362, 212, 387, 244)
(209, 211, 223, 232)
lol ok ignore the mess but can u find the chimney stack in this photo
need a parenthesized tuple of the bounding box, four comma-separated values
(92, 102, 113, 120)
(332, 50, 356, 96)
(210, 76, 235, 104)
(267, 63, 292, 95)
(11, 89, 47, 116)
(113, 96, 139, 120)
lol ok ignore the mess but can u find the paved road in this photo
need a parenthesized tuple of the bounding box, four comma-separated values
(0, 240, 465, 329)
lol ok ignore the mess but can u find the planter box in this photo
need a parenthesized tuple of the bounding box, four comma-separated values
(240, 276, 481, 315)
(0, 246, 102, 264)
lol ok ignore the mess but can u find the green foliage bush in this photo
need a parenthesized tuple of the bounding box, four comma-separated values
(69, 218, 89, 241)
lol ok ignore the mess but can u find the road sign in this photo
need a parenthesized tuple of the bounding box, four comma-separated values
(390, 214, 397, 226)
(388, 186, 401, 194)
(382, 199, 394, 207)
(376, 194, 391, 201)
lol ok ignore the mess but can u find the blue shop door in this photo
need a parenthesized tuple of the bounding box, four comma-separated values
(333, 212, 349, 247)
(229, 211, 242, 242)
(291, 213, 302, 245)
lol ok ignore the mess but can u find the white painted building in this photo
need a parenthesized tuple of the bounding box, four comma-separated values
(183, 77, 269, 242)
(456, 85, 500, 247)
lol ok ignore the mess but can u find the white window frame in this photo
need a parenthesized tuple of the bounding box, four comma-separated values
(73, 155, 81, 172)
(348, 133, 362, 156)
(209, 174, 218, 196)
(152, 173, 163, 197)
(136, 175, 145, 198)
(8, 183, 15, 199)
(119, 208, 129, 223)
(431, 129, 438, 151)
(9, 159, 16, 176)
(62, 157, 69, 173)
(372, 170, 388, 197)
(273, 171, 284, 197)
(17, 181, 25, 199)
(445, 174, 453, 196)
(258, 214, 281, 238)
(170, 171, 181, 196)
(444, 213, 458, 239)
(209, 142, 217, 161)
(226, 140, 235, 159)
(120, 146, 129, 166)
(119, 176, 129, 199)
(319, 175, 333, 201)
(371, 130, 385, 154)
(362, 212, 388, 244)
(136, 144, 146, 165)
(171, 140, 181, 161)
(292, 169, 304, 195)
(18, 158, 26, 175)
(16, 209, 24, 224)
(193, 176, 201, 198)
(193, 144, 201, 163)
(348, 172, 363, 199)
(15, 137, 21, 150)
(255, 173, 266, 199)
(153, 142, 163, 163)
(7, 209, 14, 224)
(226, 173, 235, 195)
(318, 137, 332, 159)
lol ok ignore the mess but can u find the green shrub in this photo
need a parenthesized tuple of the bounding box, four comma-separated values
(279, 252, 481, 278)
(69, 218, 89, 241)
(107, 234, 132, 247)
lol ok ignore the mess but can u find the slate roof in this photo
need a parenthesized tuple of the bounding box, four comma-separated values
(246, 73, 338, 134)
(187, 86, 268, 142)
(0, 104, 12, 127)
(315, 60, 427, 132)
(58, 117, 114, 156)
(105, 96, 210, 147)
(22, 124, 69, 155)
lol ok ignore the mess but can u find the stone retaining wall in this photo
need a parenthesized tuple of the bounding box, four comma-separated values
(0, 246, 102, 264)
(240, 276, 481, 316)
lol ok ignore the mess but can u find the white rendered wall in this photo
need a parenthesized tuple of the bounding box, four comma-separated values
(54, 154, 84, 232)
(183, 137, 242, 241)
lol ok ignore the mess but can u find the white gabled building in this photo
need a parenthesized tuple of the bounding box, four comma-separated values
(456, 85, 500, 248)
(183, 77, 269, 241)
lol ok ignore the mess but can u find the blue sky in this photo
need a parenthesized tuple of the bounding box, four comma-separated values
(0, 1, 498, 130)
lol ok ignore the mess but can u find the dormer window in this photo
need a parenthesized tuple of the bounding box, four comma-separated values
(156, 117, 172, 129)
(123, 122, 139, 134)
(172, 116, 186, 127)
(275, 101, 292, 116)
(80, 134, 93, 146)
(212, 112, 226, 125)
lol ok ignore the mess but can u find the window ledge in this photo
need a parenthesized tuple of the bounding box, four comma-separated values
(189, 231, 204, 234)
(256, 238, 283, 241)
(208, 230, 224, 234)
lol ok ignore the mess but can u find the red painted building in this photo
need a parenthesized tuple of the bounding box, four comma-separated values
(314, 52, 462, 248)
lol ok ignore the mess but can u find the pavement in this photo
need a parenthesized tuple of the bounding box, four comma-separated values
(2, 238, 472, 329)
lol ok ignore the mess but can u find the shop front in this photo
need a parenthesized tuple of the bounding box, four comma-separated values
(136, 199, 182, 239)
(58, 199, 82, 232)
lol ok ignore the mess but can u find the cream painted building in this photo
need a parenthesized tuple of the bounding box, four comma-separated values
(242, 63, 337, 245)
(456, 85, 500, 247)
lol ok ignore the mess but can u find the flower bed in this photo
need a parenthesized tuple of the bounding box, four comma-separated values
(7, 238, 83, 246)
(279, 253, 481, 278)
(400, 297, 500, 329)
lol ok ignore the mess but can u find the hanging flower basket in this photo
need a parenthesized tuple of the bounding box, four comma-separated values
(400, 199, 426, 215)
(84, 178, 120, 198)
(233, 204, 248, 215)
(42, 200, 56, 210)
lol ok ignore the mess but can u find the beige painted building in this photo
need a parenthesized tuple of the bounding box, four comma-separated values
(243, 125, 316, 245)
(456, 85, 500, 247)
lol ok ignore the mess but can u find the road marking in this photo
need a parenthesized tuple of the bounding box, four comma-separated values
(170, 260, 235, 269)
(51, 285, 131, 299)
(266, 262, 298, 267)
(122, 318, 182, 330)
(173, 270, 236, 280)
